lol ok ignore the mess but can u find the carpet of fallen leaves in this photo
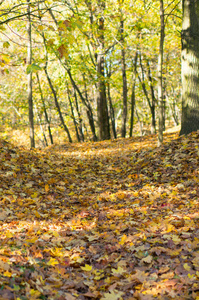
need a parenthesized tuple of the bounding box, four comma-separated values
(0, 130, 199, 300)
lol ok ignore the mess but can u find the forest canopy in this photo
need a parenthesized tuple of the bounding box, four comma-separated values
(0, 0, 182, 147)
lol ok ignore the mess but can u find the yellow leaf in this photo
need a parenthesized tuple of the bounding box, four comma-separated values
(117, 192, 125, 199)
(183, 263, 191, 271)
(52, 231, 60, 238)
(6, 232, 13, 238)
(81, 264, 92, 271)
(172, 235, 181, 243)
(26, 237, 38, 243)
(3, 270, 12, 277)
(51, 248, 63, 257)
(112, 266, 126, 275)
(166, 224, 175, 233)
(34, 211, 41, 218)
(30, 288, 41, 298)
(101, 290, 124, 300)
(31, 192, 38, 198)
(45, 184, 50, 192)
(119, 234, 127, 245)
(47, 258, 59, 266)
(188, 273, 196, 279)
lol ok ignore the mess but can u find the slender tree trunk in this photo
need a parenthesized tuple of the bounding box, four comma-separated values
(106, 59, 117, 139)
(44, 66, 72, 143)
(180, 0, 199, 135)
(120, 18, 128, 138)
(138, 54, 156, 135)
(135, 108, 144, 136)
(67, 86, 81, 142)
(34, 103, 48, 147)
(67, 69, 97, 141)
(47, 4, 97, 141)
(158, 0, 165, 145)
(73, 88, 84, 142)
(38, 11, 72, 143)
(36, 73, 53, 145)
(107, 80, 117, 139)
(146, 60, 156, 134)
(27, 0, 35, 148)
(129, 51, 138, 137)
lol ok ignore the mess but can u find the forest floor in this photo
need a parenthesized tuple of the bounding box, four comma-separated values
(0, 129, 199, 300)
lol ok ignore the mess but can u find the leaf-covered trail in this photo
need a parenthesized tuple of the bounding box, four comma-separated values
(0, 131, 199, 300)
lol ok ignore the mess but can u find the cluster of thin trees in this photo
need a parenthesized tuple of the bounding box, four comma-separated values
(0, 0, 198, 147)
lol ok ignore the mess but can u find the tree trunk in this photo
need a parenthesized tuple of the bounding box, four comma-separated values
(129, 51, 138, 137)
(158, 0, 165, 145)
(73, 88, 84, 142)
(146, 60, 156, 134)
(120, 18, 128, 138)
(106, 60, 117, 139)
(107, 81, 117, 139)
(36, 73, 53, 145)
(67, 69, 97, 141)
(138, 54, 156, 135)
(96, 2, 110, 140)
(180, 0, 199, 135)
(44, 66, 72, 143)
(135, 108, 144, 136)
(38, 12, 72, 143)
(27, 0, 35, 148)
(67, 86, 81, 142)
(34, 102, 48, 147)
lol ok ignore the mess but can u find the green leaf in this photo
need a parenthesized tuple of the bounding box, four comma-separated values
(26, 63, 42, 74)
(3, 42, 10, 49)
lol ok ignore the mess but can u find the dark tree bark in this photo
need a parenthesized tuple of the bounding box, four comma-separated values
(27, 0, 35, 148)
(129, 51, 138, 137)
(73, 88, 84, 142)
(158, 0, 165, 145)
(96, 1, 110, 140)
(180, 0, 199, 135)
(120, 16, 128, 138)
(107, 80, 117, 139)
(138, 54, 156, 135)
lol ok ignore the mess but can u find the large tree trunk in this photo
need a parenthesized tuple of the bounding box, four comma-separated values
(120, 18, 128, 138)
(158, 0, 165, 146)
(180, 0, 199, 135)
(96, 1, 110, 140)
(27, 0, 35, 148)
